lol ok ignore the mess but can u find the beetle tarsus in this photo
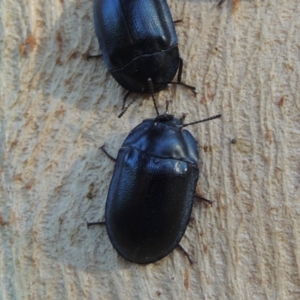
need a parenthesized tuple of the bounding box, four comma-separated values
(168, 57, 197, 94)
(164, 100, 172, 114)
(118, 100, 135, 118)
(177, 244, 195, 265)
(195, 194, 214, 205)
(173, 19, 183, 24)
(170, 81, 197, 94)
(87, 54, 103, 61)
(217, 0, 226, 8)
(87, 221, 106, 228)
(118, 92, 138, 118)
(122, 91, 131, 109)
(100, 145, 117, 162)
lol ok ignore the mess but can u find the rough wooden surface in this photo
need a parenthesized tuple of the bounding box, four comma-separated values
(1, 0, 300, 299)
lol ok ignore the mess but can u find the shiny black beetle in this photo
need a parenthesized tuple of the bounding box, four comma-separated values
(92, 0, 196, 108)
(88, 108, 221, 264)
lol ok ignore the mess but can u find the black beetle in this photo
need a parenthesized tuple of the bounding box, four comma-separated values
(88, 107, 221, 264)
(92, 0, 196, 108)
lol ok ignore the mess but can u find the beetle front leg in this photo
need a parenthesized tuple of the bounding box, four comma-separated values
(100, 145, 117, 162)
(177, 244, 194, 265)
(194, 194, 214, 205)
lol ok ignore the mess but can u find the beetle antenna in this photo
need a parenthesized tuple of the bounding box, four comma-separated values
(182, 114, 221, 127)
(147, 78, 159, 116)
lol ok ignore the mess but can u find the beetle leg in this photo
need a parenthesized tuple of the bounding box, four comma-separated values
(165, 100, 171, 114)
(173, 19, 183, 24)
(217, 0, 226, 7)
(147, 78, 159, 116)
(177, 57, 184, 83)
(169, 58, 197, 94)
(177, 244, 194, 265)
(118, 92, 136, 118)
(100, 145, 117, 162)
(87, 221, 105, 228)
(194, 194, 214, 205)
(87, 54, 103, 61)
(119, 79, 159, 118)
(122, 91, 131, 109)
(180, 113, 187, 123)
